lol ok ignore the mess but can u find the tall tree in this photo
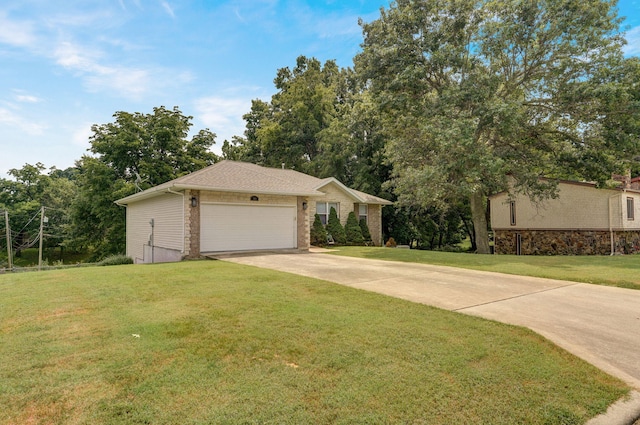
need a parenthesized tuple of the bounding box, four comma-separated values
(89, 106, 217, 186)
(224, 56, 343, 175)
(357, 0, 629, 253)
(73, 106, 218, 259)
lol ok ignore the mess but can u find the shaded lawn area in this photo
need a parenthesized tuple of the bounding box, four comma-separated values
(329, 246, 640, 290)
(0, 261, 629, 424)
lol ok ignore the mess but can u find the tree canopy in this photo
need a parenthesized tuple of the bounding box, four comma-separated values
(356, 0, 632, 252)
(73, 106, 218, 259)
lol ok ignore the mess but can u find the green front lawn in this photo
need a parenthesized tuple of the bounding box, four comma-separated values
(329, 246, 640, 290)
(0, 261, 628, 424)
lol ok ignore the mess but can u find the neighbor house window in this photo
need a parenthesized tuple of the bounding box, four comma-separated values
(510, 201, 516, 226)
(358, 204, 368, 223)
(317, 202, 339, 225)
(627, 197, 635, 220)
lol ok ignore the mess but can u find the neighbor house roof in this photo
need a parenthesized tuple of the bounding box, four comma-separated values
(115, 160, 392, 205)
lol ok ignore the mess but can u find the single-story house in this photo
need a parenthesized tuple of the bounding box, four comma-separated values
(115, 160, 392, 263)
(490, 178, 640, 255)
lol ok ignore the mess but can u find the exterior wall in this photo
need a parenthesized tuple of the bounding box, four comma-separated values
(309, 182, 385, 246)
(311, 182, 357, 226)
(495, 229, 640, 255)
(191, 190, 306, 253)
(490, 183, 634, 230)
(297, 197, 310, 250)
(367, 204, 383, 246)
(185, 190, 200, 259)
(126, 193, 184, 263)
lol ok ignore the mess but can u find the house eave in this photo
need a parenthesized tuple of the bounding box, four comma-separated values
(115, 184, 325, 206)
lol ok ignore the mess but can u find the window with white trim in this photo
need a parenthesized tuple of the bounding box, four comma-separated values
(627, 197, 635, 220)
(316, 202, 339, 225)
(358, 204, 368, 223)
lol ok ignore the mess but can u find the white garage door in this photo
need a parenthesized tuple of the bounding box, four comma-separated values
(201, 203, 297, 252)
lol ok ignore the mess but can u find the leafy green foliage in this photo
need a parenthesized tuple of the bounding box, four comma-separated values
(99, 254, 134, 266)
(326, 207, 346, 245)
(359, 218, 372, 243)
(310, 213, 328, 246)
(73, 106, 218, 259)
(357, 0, 632, 253)
(345, 211, 364, 245)
(0, 163, 78, 260)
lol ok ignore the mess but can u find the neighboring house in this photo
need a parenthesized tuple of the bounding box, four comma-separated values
(490, 178, 640, 255)
(115, 160, 392, 263)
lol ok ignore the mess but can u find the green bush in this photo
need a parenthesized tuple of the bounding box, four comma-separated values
(326, 207, 346, 245)
(99, 254, 134, 266)
(345, 212, 365, 245)
(359, 218, 372, 243)
(310, 214, 328, 246)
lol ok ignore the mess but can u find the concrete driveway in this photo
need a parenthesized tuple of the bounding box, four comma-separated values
(221, 251, 640, 390)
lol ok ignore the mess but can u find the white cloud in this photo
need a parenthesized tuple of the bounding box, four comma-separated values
(0, 108, 46, 135)
(13, 90, 42, 103)
(70, 123, 93, 149)
(160, 1, 176, 18)
(624, 26, 640, 57)
(0, 12, 36, 47)
(54, 40, 150, 99)
(194, 96, 252, 143)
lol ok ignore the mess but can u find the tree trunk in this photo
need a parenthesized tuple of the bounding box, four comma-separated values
(470, 190, 490, 254)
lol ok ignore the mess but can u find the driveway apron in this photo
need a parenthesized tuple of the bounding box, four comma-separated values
(221, 251, 640, 390)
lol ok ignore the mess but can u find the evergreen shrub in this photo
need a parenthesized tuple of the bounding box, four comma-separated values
(326, 207, 346, 245)
(310, 214, 328, 246)
(345, 212, 365, 245)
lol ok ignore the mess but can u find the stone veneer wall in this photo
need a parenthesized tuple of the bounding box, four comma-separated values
(494, 229, 640, 255)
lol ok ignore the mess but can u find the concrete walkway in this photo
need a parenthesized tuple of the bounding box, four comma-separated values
(221, 251, 640, 391)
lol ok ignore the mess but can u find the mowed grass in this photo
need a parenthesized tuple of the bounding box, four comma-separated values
(0, 261, 628, 424)
(330, 246, 640, 290)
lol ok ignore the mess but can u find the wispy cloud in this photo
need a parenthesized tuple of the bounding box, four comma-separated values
(0, 12, 36, 47)
(0, 108, 45, 135)
(194, 96, 253, 142)
(70, 123, 93, 148)
(160, 1, 176, 18)
(624, 26, 640, 56)
(12, 90, 42, 103)
(54, 40, 150, 99)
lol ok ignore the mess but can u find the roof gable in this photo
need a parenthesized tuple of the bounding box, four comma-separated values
(115, 161, 392, 205)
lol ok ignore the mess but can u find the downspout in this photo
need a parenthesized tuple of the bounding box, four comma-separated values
(166, 188, 185, 254)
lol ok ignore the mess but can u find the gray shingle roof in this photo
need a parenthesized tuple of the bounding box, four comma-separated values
(116, 160, 392, 205)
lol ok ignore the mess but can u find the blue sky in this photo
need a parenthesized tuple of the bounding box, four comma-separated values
(1, 0, 639, 178)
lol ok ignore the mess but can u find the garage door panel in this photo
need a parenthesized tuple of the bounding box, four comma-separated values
(201, 204, 296, 252)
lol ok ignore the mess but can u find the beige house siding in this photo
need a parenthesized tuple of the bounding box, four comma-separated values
(311, 182, 357, 226)
(126, 192, 184, 263)
(309, 182, 385, 246)
(490, 183, 635, 230)
(367, 204, 383, 246)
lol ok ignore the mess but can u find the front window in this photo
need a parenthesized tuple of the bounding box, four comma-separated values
(359, 204, 368, 223)
(317, 202, 339, 225)
(627, 197, 635, 220)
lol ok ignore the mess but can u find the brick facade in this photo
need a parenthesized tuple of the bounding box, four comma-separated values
(494, 229, 640, 255)
(185, 190, 200, 259)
